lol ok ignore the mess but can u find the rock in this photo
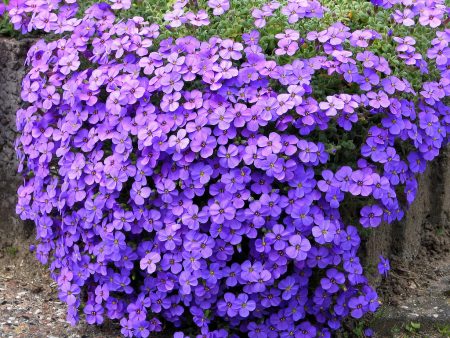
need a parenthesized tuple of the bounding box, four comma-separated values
(0, 37, 35, 249)
(371, 256, 450, 337)
(363, 146, 450, 286)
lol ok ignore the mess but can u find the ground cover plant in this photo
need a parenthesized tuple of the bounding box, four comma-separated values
(1, 0, 449, 337)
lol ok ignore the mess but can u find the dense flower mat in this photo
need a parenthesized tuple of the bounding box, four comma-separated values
(1, 0, 449, 337)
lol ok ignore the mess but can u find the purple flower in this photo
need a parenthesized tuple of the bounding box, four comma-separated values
(209, 200, 235, 223)
(220, 40, 243, 60)
(164, 9, 186, 28)
(286, 235, 311, 261)
(320, 96, 344, 116)
(312, 220, 337, 244)
(392, 9, 415, 27)
(217, 293, 238, 317)
(349, 171, 373, 196)
(378, 255, 390, 277)
(186, 10, 210, 27)
(208, 0, 230, 16)
(190, 131, 217, 158)
(367, 91, 390, 109)
(140, 252, 161, 274)
(252, 8, 268, 28)
(84, 303, 104, 324)
(360, 205, 383, 228)
(59, 283, 80, 306)
(233, 293, 256, 317)
(348, 296, 368, 319)
(110, 0, 131, 10)
(297, 322, 317, 338)
(41, 86, 60, 110)
(275, 39, 299, 56)
(168, 129, 190, 152)
(365, 328, 375, 337)
(340, 63, 360, 83)
(297, 140, 318, 164)
(320, 268, 345, 294)
(131, 182, 151, 206)
(95, 285, 110, 304)
(278, 276, 299, 300)
(419, 9, 442, 28)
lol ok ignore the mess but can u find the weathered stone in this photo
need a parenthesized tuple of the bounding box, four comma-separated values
(364, 145, 450, 284)
(0, 37, 35, 248)
(431, 147, 450, 227)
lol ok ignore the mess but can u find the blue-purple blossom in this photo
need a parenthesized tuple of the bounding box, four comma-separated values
(5, 0, 449, 337)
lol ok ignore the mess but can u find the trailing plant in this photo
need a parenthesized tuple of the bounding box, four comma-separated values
(1, 0, 448, 337)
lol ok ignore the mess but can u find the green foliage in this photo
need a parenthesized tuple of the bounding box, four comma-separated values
(105, 0, 439, 97)
(437, 324, 450, 337)
(1, 0, 439, 95)
(111, 0, 436, 90)
(405, 321, 421, 334)
(3, 246, 19, 257)
(0, 9, 16, 37)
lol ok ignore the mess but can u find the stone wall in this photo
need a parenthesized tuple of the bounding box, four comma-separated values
(364, 161, 434, 265)
(364, 146, 450, 283)
(0, 37, 34, 248)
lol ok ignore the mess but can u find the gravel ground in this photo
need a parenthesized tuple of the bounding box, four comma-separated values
(0, 246, 121, 338)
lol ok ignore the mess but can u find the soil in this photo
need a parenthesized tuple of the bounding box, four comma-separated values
(370, 221, 450, 338)
(0, 240, 122, 338)
(378, 222, 450, 306)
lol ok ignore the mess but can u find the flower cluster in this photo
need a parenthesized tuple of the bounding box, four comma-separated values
(163, 0, 222, 28)
(6, 0, 450, 337)
(2, 0, 131, 34)
(252, 0, 323, 28)
(373, 0, 448, 29)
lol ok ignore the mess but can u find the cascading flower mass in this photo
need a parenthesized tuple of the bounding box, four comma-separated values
(2, 0, 449, 337)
